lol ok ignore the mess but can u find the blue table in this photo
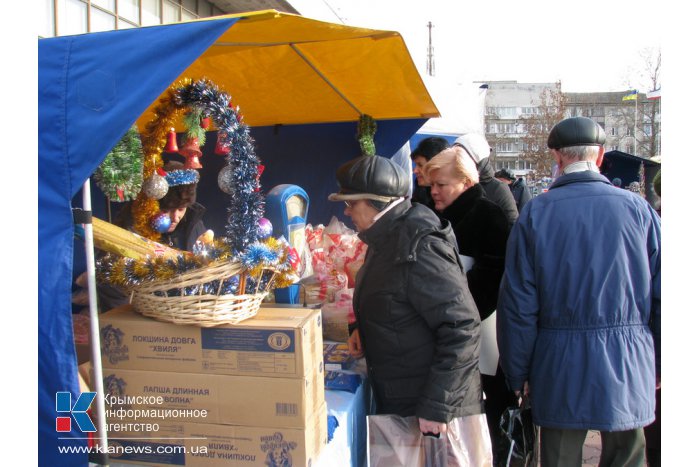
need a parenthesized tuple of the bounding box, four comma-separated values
(317, 363, 370, 467)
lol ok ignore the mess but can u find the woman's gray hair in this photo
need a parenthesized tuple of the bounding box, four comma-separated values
(558, 145, 600, 162)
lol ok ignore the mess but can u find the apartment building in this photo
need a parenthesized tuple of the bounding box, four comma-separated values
(482, 80, 660, 178)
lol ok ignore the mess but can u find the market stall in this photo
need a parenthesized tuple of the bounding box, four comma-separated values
(39, 10, 438, 467)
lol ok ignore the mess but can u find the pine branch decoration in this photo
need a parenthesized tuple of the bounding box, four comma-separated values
(94, 125, 144, 201)
(357, 114, 377, 157)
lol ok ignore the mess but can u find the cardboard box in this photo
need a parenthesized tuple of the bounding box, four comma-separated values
(100, 367, 324, 428)
(99, 305, 323, 379)
(108, 403, 328, 466)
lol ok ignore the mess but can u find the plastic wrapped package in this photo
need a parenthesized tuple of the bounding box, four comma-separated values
(302, 216, 367, 303)
(302, 217, 366, 304)
(368, 414, 492, 467)
(321, 289, 355, 341)
(298, 263, 347, 305)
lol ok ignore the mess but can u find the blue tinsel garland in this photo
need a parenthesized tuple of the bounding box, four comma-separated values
(175, 79, 264, 254)
(165, 169, 200, 186)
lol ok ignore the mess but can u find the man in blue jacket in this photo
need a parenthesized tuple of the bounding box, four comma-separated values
(497, 117, 661, 466)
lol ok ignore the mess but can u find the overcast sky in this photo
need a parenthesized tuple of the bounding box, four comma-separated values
(291, 0, 662, 93)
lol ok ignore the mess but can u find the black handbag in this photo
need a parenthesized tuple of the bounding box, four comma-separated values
(499, 396, 539, 467)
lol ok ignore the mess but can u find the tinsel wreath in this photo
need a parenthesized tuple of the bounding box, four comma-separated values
(357, 114, 377, 157)
(134, 78, 264, 254)
(94, 125, 144, 201)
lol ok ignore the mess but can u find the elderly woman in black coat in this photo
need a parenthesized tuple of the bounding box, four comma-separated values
(328, 155, 486, 453)
(424, 146, 516, 466)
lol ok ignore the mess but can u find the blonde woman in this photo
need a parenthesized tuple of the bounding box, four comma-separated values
(424, 146, 514, 465)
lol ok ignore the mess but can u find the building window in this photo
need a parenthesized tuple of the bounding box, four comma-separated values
(163, 0, 180, 23)
(92, 0, 115, 12)
(182, 9, 197, 21)
(626, 127, 633, 136)
(45, 0, 225, 37)
(56, 0, 88, 36)
(40, 0, 55, 37)
(91, 5, 116, 32)
(198, 2, 212, 16)
(496, 123, 517, 133)
(610, 127, 616, 136)
(142, 0, 162, 26)
(496, 142, 515, 152)
(120, 0, 140, 23)
(118, 19, 137, 29)
(488, 107, 517, 118)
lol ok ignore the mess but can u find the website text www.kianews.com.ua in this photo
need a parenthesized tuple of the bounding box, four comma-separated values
(58, 443, 208, 456)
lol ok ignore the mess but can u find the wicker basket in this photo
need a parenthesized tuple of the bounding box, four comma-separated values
(129, 260, 273, 327)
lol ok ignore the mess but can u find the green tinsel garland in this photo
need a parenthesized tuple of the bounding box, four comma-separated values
(94, 125, 144, 201)
(357, 114, 377, 156)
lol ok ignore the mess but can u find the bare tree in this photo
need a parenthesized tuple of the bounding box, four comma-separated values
(618, 47, 661, 158)
(518, 82, 568, 179)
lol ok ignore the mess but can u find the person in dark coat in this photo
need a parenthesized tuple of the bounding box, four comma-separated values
(114, 160, 207, 251)
(453, 133, 518, 225)
(328, 155, 486, 445)
(97, 160, 208, 311)
(409, 136, 449, 207)
(424, 146, 516, 465)
(494, 168, 532, 213)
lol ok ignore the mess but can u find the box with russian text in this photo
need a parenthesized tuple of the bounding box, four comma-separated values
(100, 367, 324, 428)
(98, 305, 323, 379)
(108, 403, 327, 466)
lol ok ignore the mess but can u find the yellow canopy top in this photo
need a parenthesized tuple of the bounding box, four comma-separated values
(135, 10, 439, 130)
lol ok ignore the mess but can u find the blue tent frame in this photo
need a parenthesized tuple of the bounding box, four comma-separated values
(39, 18, 425, 467)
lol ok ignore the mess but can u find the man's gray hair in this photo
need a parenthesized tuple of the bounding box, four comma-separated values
(558, 145, 600, 162)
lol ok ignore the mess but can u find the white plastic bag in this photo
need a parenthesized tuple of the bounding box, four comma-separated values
(321, 289, 354, 342)
(368, 414, 492, 467)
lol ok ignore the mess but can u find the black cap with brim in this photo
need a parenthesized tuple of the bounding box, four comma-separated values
(547, 117, 606, 149)
(328, 155, 409, 203)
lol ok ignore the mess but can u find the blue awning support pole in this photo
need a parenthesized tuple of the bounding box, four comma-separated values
(81, 180, 110, 460)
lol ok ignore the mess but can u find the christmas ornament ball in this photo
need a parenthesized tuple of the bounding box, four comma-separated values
(151, 212, 172, 233)
(257, 217, 273, 238)
(142, 174, 169, 199)
(217, 166, 234, 194)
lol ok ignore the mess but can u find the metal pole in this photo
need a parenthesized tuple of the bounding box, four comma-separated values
(634, 91, 638, 155)
(81, 180, 110, 464)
